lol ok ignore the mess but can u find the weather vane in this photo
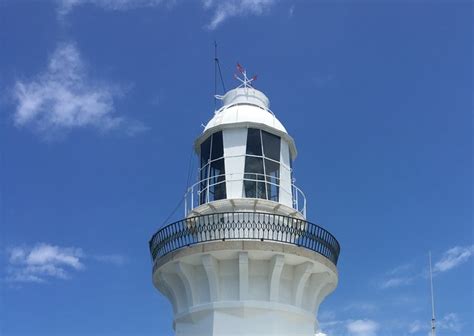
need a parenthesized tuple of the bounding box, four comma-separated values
(234, 63, 257, 88)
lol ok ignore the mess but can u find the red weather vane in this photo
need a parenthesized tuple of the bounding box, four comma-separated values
(234, 63, 257, 88)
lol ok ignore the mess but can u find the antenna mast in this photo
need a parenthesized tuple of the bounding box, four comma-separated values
(429, 251, 436, 336)
(213, 41, 226, 109)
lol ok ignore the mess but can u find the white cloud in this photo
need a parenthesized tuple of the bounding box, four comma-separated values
(288, 4, 295, 17)
(408, 320, 424, 334)
(203, 0, 277, 30)
(379, 262, 419, 289)
(57, 0, 167, 16)
(12, 42, 145, 138)
(315, 332, 328, 336)
(346, 319, 379, 336)
(378, 245, 474, 290)
(438, 313, 463, 332)
(380, 276, 415, 289)
(5, 243, 127, 283)
(6, 243, 84, 283)
(434, 245, 474, 273)
(57, 0, 277, 30)
(409, 313, 463, 334)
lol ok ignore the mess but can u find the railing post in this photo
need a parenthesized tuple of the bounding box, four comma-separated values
(184, 191, 187, 217)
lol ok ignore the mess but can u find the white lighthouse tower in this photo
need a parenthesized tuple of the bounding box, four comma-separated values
(149, 66, 340, 336)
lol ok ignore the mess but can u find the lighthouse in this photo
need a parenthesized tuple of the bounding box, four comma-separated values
(149, 66, 340, 336)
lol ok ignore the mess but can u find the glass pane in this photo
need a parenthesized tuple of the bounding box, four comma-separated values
(244, 156, 264, 180)
(266, 183, 279, 202)
(200, 136, 211, 168)
(265, 159, 279, 202)
(210, 158, 225, 185)
(244, 180, 256, 198)
(265, 159, 280, 183)
(262, 130, 280, 161)
(244, 181, 267, 199)
(210, 182, 226, 201)
(257, 181, 267, 199)
(200, 187, 208, 205)
(246, 128, 262, 156)
(199, 163, 209, 205)
(211, 131, 224, 160)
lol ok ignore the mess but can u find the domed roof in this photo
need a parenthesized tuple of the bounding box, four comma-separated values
(203, 88, 287, 134)
(197, 87, 297, 158)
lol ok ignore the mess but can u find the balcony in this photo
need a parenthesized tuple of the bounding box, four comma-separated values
(149, 212, 340, 266)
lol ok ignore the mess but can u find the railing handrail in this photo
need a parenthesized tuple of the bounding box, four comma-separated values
(149, 212, 340, 266)
(185, 173, 307, 217)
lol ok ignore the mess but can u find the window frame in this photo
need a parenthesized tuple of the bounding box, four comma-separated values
(243, 128, 282, 202)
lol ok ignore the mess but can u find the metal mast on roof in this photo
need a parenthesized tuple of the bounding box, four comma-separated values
(429, 251, 436, 336)
(214, 41, 226, 109)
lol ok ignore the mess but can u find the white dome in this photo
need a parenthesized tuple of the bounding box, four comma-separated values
(204, 88, 287, 134)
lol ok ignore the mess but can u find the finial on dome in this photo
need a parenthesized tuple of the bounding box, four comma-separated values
(234, 63, 257, 88)
(214, 64, 268, 109)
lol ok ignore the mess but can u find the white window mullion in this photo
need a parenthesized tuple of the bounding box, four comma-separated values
(260, 130, 268, 200)
(206, 135, 213, 203)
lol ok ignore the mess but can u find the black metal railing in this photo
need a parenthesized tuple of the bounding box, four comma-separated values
(149, 212, 340, 265)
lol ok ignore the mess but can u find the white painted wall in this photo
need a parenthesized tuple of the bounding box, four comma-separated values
(154, 243, 337, 336)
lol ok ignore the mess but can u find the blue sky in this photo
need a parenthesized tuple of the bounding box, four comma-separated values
(0, 1, 472, 336)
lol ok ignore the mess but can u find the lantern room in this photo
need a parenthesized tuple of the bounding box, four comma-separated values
(186, 85, 306, 219)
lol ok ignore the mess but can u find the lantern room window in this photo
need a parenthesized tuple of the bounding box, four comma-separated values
(200, 131, 226, 204)
(244, 128, 281, 201)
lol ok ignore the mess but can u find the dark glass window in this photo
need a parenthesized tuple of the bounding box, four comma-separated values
(244, 128, 281, 201)
(210, 159, 225, 185)
(246, 128, 262, 156)
(244, 156, 266, 199)
(201, 136, 211, 167)
(265, 159, 280, 201)
(262, 130, 281, 161)
(211, 131, 224, 160)
(199, 131, 226, 204)
(244, 156, 265, 179)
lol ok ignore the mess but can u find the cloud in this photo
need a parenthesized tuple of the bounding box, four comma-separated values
(288, 5, 295, 17)
(409, 313, 463, 334)
(57, 0, 168, 16)
(379, 245, 474, 290)
(11, 42, 145, 138)
(379, 262, 419, 289)
(315, 332, 328, 336)
(6, 243, 84, 283)
(346, 319, 379, 336)
(380, 276, 415, 289)
(438, 313, 463, 332)
(408, 320, 424, 334)
(5, 243, 127, 283)
(56, 0, 277, 30)
(203, 0, 277, 30)
(433, 245, 474, 273)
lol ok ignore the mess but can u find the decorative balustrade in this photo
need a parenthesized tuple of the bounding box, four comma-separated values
(149, 212, 340, 265)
